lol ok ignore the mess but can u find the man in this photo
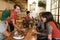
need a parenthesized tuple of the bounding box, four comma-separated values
(26, 11, 31, 22)
(0, 10, 10, 40)
(25, 11, 31, 28)
(8, 4, 21, 32)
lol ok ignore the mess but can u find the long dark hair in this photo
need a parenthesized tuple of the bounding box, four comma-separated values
(42, 12, 54, 22)
(41, 12, 58, 28)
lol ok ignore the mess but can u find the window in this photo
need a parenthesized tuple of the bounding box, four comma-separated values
(51, 0, 60, 23)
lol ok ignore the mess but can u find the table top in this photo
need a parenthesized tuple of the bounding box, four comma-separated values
(5, 28, 37, 40)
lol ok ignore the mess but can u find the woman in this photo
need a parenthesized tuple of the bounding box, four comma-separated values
(41, 12, 60, 40)
(37, 12, 48, 40)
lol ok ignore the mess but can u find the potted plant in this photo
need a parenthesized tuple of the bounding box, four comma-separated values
(38, 1, 46, 8)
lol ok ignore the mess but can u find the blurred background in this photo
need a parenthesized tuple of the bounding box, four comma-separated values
(0, 0, 60, 23)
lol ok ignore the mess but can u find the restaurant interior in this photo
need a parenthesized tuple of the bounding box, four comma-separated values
(0, 0, 60, 40)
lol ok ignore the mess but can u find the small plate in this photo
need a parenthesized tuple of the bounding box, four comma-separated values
(13, 35, 24, 39)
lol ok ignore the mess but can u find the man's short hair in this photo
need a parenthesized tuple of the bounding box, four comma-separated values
(14, 4, 21, 9)
(26, 11, 30, 14)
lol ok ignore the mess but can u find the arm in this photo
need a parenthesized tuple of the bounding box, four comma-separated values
(47, 24, 52, 40)
(0, 22, 10, 37)
(12, 19, 20, 30)
(13, 23, 20, 31)
(2, 31, 10, 37)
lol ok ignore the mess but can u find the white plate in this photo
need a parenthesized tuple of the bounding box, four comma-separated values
(13, 35, 24, 39)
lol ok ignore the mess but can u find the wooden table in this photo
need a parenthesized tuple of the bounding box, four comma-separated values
(5, 28, 37, 40)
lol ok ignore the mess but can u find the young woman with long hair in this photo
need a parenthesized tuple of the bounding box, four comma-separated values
(40, 12, 60, 40)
